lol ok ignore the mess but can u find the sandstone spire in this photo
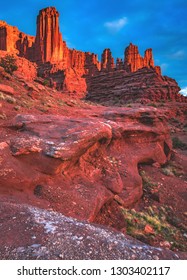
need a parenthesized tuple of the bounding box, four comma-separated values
(35, 7, 63, 63)
(124, 43, 157, 72)
(144, 48, 154, 68)
(101, 48, 115, 71)
(124, 43, 144, 72)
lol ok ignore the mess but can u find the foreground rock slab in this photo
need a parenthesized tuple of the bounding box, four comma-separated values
(0, 107, 172, 221)
(1, 108, 172, 219)
(0, 201, 185, 260)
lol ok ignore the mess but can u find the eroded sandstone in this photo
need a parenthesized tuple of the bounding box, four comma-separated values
(1, 7, 185, 102)
(86, 68, 186, 105)
(0, 108, 171, 221)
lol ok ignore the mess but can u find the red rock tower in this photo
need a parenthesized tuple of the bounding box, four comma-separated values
(101, 49, 115, 71)
(144, 48, 154, 68)
(124, 43, 144, 72)
(124, 43, 161, 74)
(35, 7, 63, 63)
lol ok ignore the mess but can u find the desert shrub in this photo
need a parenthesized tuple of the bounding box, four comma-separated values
(170, 117, 180, 124)
(14, 105, 21, 111)
(0, 92, 16, 104)
(43, 79, 50, 87)
(148, 103, 157, 108)
(172, 137, 187, 150)
(6, 96, 16, 104)
(0, 113, 7, 120)
(0, 55, 18, 75)
(121, 206, 186, 251)
(162, 167, 174, 176)
(139, 170, 157, 191)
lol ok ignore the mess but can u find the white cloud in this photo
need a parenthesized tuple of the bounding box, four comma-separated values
(104, 17, 128, 33)
(180, 87, 187, 96)
(170, 50, 185, 59)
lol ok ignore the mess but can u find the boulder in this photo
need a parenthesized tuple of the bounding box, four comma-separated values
(0, 107, 172, 221)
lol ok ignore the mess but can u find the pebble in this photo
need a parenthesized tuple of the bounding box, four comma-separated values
(131, 254, 136, 259)
(30, 244, 41, 248)
(59, 254, 64, 259)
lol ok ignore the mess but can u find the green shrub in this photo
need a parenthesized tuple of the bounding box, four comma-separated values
(121, 206, 186, 251)
(43, 79, 50, 87)
(148, 103, 157, 108)
(172, 137, 187, 150)
(0, 55, 18, 75)
(139, 170, 157, 191)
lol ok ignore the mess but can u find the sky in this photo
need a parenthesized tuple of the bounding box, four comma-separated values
(1, 0, 187, 95)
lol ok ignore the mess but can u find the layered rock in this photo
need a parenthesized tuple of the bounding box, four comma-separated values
(0, 108, 171, 221)
(87, 68, 186, 105)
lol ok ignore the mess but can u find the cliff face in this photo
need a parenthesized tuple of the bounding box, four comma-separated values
(0, 20, 35, 57)
(0, 50, 37, 80)
(0, 7, 185, 101)
(86, 68, 186, 105)
(33, 7, 101, 93)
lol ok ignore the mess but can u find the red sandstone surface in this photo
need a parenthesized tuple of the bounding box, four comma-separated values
(0, 6, 187, 260)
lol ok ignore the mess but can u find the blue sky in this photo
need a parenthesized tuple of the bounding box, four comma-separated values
(1, 0, 187, 94)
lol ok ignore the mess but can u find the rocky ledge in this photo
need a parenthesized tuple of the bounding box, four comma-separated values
(86, 68, 186, 105)
(0, 107, 171, 221)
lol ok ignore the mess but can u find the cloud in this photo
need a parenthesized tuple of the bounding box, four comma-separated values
(170, 50, 185, 59)
(104, 17, 128, 33)
(180, 87, 187, 96)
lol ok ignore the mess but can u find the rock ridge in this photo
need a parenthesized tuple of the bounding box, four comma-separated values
(0, 7, 186, 101)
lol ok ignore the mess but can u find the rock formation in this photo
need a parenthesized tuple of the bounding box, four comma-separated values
(0, 6, 187, 260)
(0, 20, 35, 57)
(124, 43, 156, 73)
(101, 48, 115, 71)
(86, 67, 186, 105)
(0, 108, 172, 221)
(0, 50, 37, 80)
(34, 7, 63, 63)
(0, 7, 186, 101)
